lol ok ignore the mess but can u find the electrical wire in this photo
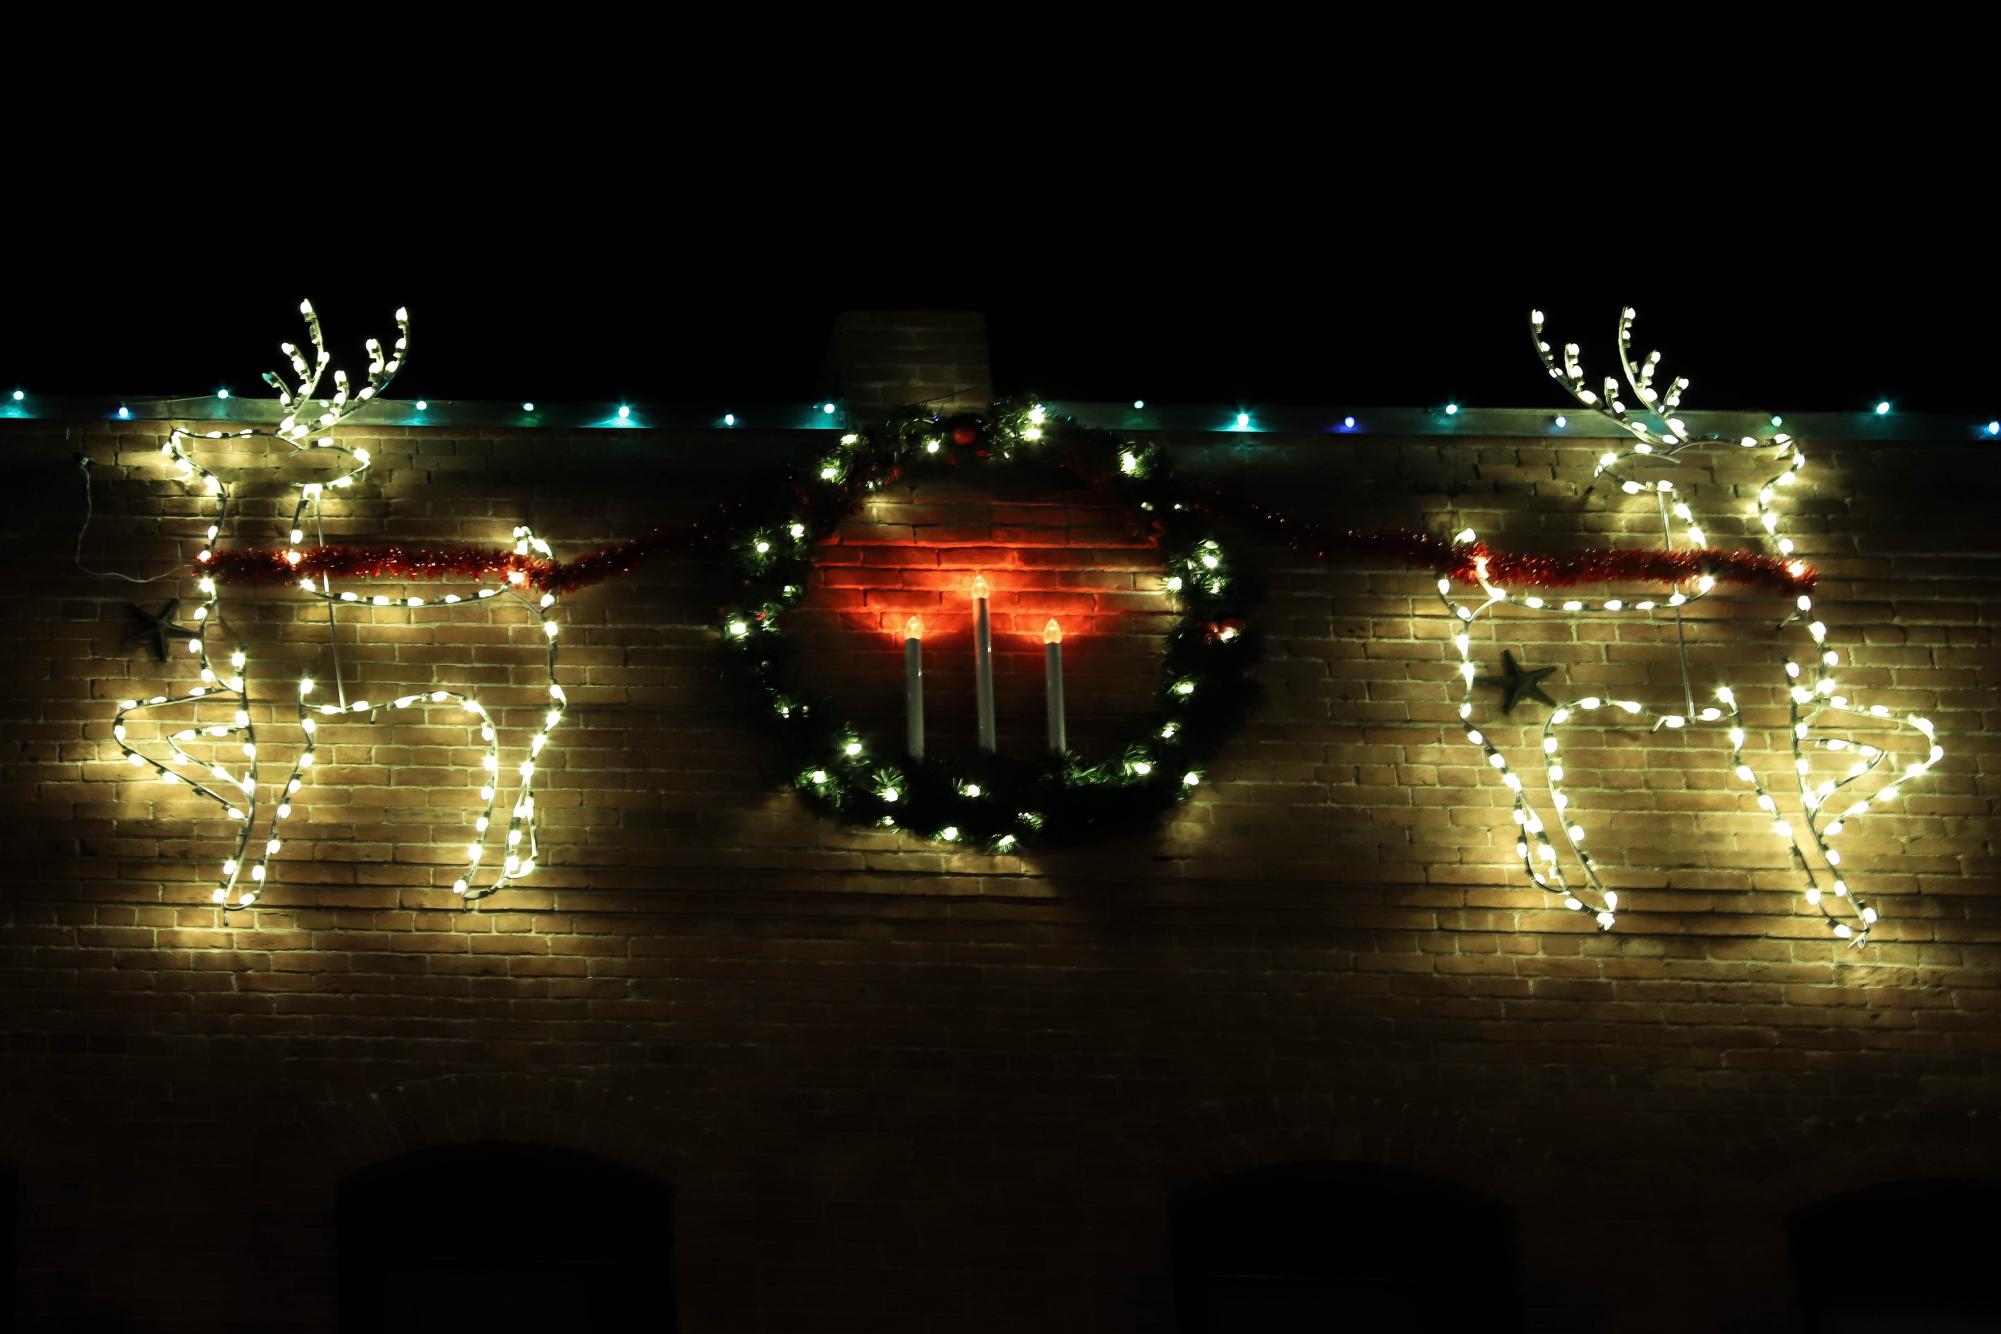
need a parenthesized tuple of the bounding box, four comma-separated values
(73, 448, 182, 585)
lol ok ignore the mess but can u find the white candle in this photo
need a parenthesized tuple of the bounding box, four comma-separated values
(972, 574, 996, 752)
(904, 615, 924, 760)
(1044, 618, 1066, 754)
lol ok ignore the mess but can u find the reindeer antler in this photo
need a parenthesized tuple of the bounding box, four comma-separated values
(1614, 308, 1692, 438)
(1532, 307, 1683, 453)
(264, 299, 410, 442)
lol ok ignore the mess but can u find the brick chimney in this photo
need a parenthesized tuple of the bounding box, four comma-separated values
(827, 310, 993, 422)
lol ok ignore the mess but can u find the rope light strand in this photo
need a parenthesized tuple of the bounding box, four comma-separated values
(1426, 309, 1944, 945)
(110, 302, 569, 910)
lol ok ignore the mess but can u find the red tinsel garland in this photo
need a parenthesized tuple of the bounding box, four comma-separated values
(1461, 544, 1811, 595)
(195, 503, 748, 594)
(1193, 491, 1815, 597)
(196, 508, 1816, 600)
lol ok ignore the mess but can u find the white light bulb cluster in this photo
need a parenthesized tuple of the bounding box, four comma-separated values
(111, 304, 571, 910)
(1438, 312, 1946, 943)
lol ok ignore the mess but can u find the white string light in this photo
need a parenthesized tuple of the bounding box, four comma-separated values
(109, 302, 568, 910)
(1437, 311, 1944, 944)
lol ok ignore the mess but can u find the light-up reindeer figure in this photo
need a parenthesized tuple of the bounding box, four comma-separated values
(110, 302, 569, 909)
(1436, 309, 1943, 945)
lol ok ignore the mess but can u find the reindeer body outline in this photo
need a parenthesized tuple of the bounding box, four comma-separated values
(1436, 310, 1942, 945)
(109, 303, 567, 909)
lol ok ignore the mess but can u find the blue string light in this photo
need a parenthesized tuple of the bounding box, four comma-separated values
(42, 389, 1990, 438)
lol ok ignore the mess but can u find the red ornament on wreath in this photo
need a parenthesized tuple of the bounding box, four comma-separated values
(951, 421, 980, 447)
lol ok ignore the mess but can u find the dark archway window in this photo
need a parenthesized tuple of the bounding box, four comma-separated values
(1170, 1162, 1521, 1334)
(1790, 1178, 2001, 1332)
(339, 1142, 675, 1333)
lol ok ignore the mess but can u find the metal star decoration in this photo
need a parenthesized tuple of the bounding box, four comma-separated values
(123, 599, 199, 661)
(1474, 649, 1558, 714)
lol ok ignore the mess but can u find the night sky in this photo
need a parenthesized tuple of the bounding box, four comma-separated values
(3, 210, 1991, 417)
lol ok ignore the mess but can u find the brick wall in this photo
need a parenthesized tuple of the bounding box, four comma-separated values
(0, 406, 1997, 1332)
(827, 311, 993, 420)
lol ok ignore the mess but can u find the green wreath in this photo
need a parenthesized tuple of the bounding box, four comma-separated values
(716, 398, 1261, 851)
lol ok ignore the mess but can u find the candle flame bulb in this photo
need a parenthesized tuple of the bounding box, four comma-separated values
(906, 615, 923, 640)
(1044, 618, 1062, 644)
(972, 574, 991, 600)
